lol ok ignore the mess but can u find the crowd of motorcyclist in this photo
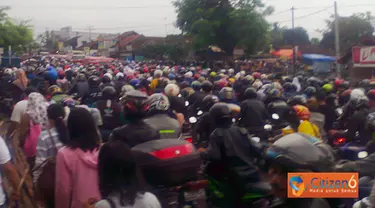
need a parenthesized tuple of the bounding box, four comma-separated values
(2, 57, 375, 207)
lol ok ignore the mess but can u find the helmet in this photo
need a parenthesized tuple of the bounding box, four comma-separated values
(245, 75, 254, 83)
(154, 69, 163, 77)
(168, 73, 176, 80)
(252, 80, 263, 90)
(244, 87, 257, 99)
(252, 72, 261, 79)
(368, 89, 375, 100)
(307, 77, 322, 87)
(191, 81, 202, 91)
(201, 80, 213, 92)
(102, 86, 117, 100)
(148, 93, 170, 112)
(350, 88, 365, 101)
(228, 68, 234, 74)
(268, 88, 281, 97)
(201, 95, 220, 111)
(4, 68, 12, 75)
(349, 95, 369, 109)
(283, 77, 293, 83)
(47, 85, 62, 96)
(304, 86, 316, 97)
(260, 74, 267, 79)
(164, 83, 180, 97)
(61, 97, 76, 108)
(129, 79, 140, 88)
(219, 87, 233, 101)
(210, 71, 217, 77)
(121, 85, 135, 96)
(322, 84, 333, 93)
(287, 95, 307, 106)
(58, 69, 65, 78)
(266, 133, 335, 172)
(339, 89, 352, 106)
(185, 71, 193, 78)
(369, 81, 375, 89)
(337, 81, 350, 90)
(283, 82, 297, 93)
(292, 105, 311, 120)
(180, 87, 195, 99)
(366, 114, 375, 131)
(76, 73, 86, 81)
(359, 79, 370, 88)
(209, 103, 240, 124)
(116, 72, 124, 79)
(121, 90, 149, 118)
(88, 75, 101, 87)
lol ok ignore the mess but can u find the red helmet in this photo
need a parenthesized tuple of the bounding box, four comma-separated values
(58, 69, 65, 77)
(368, 89, 375, 100)
(335, 79, 343, 86)
(293, 105, 311, 120)
(252, 72, 261, 79)
(64, 65, 70, 70)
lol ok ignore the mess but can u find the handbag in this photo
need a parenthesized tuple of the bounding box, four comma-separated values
(23, 120, 41, 158)
(35, 130, 58, 207)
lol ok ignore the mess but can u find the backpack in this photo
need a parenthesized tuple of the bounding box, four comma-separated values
(23, 120, 41, 157)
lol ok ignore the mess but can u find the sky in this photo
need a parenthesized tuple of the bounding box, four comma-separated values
(2, 0, 375, 40)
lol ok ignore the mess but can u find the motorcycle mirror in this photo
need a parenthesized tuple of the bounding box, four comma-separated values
(197, 110, 203, 116)
(189, 117, 197, 124)
(272, 113, 280, 120)
(232, 118, 236, 123)
(264, 124, 272, 131)
(185, 101, 189, 107)
(251, 137, 260, 143)
(178, 94, 182, 98)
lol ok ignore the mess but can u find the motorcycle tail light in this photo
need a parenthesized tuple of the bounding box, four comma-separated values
(185, 137, 193, 143)
(334, 137, 346, 145)
(149, 143, 194, 160)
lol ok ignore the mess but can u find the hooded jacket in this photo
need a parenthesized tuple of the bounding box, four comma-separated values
(55, 147, 101, 208)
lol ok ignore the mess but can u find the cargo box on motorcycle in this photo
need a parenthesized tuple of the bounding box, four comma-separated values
(132, 139, 201, 187)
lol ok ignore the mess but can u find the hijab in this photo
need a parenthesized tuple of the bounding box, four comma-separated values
(26, 92, 49, 131)
(292, 77, 301, 92)
(14, 69, 28, 90)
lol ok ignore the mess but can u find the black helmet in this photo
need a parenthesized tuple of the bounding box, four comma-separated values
(287, 95, 307, 106)
(325, 93, 337, 106)
(283, 82, 297, 93)
(102, 75, 111, 83)
(102, 86, 117, 100)
(283, 77, 293, 83)
(243, 87, 257, 99)
(201, 80, 213, 93)
(88, 75, 101, 87)
(307, 77, 322, 87)
(201, 95, 219, 112)
(120, 90, 149, 119)
(337, 81, 350, 90)
(359, 79, 370, 88)
(209, 103, 240, 125)
(304, 86, 316, 97)
(266, 133, 335, 172)
(76, 73, 86, 81)
(339, 89, 352, 106)
(349, 95, 369, 110)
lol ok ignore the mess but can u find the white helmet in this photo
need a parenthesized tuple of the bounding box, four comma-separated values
(185, 71, 193, 78)
(4, 68, 12, 75)
(228, 68, 234, 74)
(350, 88, 366, 101)
(148, 93, 170, 112)
(154, 69, 163, 77)
(147, 77, 153, 82)
(104, 73, 113, 80)
(260, 74, 267, 79)
(164, 83, 180, 97)
(116, 72, 124, 78)
(252, 80, 263, 90)
(240, 71, 246, 76)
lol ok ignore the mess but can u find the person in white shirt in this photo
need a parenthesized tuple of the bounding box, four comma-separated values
(7, 87, 38, 139)
(0, 136, 21, 207)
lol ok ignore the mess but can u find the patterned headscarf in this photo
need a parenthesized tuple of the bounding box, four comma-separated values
(26, 92, 49, 131)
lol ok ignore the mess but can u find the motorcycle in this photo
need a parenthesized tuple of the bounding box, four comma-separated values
(333, 135, 368, 161)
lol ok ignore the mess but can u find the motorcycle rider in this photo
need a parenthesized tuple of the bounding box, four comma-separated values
(266, 133, 334, 208)
(68, 73, 90, 100)
(143, 93, 181, 139)
(219, 87, 238, 104)
(94, 86, 122, 142)
(199, 102, 271, 207)
(110, 90, 160, 147)
(99, 73, 114, 91)
(193, 95, 219, 145)
(113, 72, 126, 96)
(56, 69, 69, 93)
(238, 87, 268, 134)
(47, 85, 70, 104)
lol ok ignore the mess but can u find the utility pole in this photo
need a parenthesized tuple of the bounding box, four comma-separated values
(88, 26, 93, 41)
(334, 1, 341, 77)
(291, 7, 295, 75)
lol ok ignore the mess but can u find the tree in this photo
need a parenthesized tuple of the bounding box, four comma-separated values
(311, 38, 320, 45)
(269, 24, 310, 48)
(320, 12, 374, 53)
(0, 7, 34, 53)
(173, 0, 273, 56)
(138, 43, 188, 61)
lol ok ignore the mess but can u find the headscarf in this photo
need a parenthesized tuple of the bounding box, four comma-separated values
(14, 69, 28, 90)
(26, 92, 49, 131)
(292, 77, 301, 92)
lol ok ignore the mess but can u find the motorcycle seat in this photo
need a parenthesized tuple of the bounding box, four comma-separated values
(244, 181, 272, 195)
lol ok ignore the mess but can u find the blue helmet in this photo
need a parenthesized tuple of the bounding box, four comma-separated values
(130, 79, 140, 88)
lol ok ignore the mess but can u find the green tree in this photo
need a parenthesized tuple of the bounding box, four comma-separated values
(270, 24, 310, 48)
(138, 43, 188, 61)
(173, 0, 273, 56)
(320, 12, 374, 53)
(0, 7, 34, 53)
(311, 38, 320, 45)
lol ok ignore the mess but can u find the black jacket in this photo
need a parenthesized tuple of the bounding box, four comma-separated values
(110, 121, 160, 148)
(201, 126, 263, 185)
(337, 108, 371, 145)
(239, 99, 268, 130)
(95, 100, 122, 130)
(318, 104, 337, 132)
(69, 81, 90, 98)
(194, 112, 215, 142)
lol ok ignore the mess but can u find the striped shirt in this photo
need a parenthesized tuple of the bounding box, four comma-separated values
(33, 127, 63, 183)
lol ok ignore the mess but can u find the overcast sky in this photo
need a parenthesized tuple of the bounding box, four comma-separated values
(2, 0, 375, 39)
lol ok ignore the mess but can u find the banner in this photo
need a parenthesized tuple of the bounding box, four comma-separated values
(353, 46, 375, 65)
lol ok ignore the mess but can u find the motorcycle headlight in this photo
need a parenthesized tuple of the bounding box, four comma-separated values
(197, 110, 203, 116)
(232, 118, 236, 123)
(185, 101, 189, 107)
(264, 124, 272, 131)
(272, 113, 280, 120)
(178, 94, 182, 97)
(358, 151, 368, 159)
(337, 108, 343, 115)
(189, 117, 197, 124)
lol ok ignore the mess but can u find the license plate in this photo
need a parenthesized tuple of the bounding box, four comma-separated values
(184, 189, 206, 201)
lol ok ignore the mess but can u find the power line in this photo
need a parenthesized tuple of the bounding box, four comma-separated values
(277, 6, 332, 23)
(6, 4, 173, 10)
